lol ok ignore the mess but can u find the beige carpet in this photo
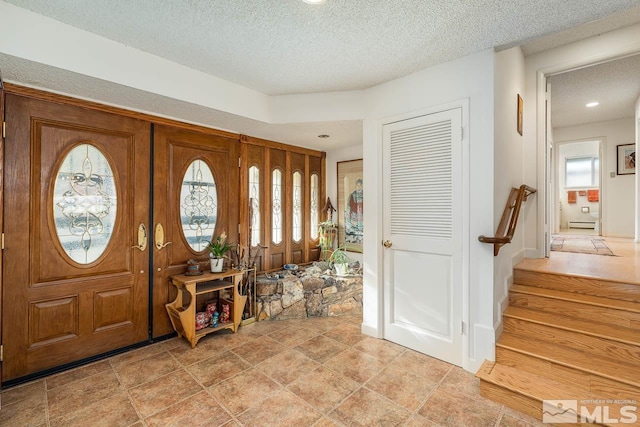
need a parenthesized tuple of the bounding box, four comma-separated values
(550, 235, 615, 256)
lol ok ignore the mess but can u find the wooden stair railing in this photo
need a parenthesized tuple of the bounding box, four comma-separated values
(478, 184, 536, 256)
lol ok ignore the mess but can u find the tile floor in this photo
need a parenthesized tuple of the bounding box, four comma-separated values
(0, 315, 543, 427)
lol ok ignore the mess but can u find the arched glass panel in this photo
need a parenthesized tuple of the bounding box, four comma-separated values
(53, 143, 117, 264)
(180, 159, 217, 251)
(272, 169, 283, 244)
(249, 165, 260, 246)
(292, 171, 302, 242)
(310, 173, 319, 240)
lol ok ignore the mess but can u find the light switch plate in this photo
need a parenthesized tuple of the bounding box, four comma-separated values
(610, 172, 616, 178)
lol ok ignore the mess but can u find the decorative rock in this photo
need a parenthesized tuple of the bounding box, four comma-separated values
(305, 293, 322, 317)
(279, 300, 307, 319)
(282, 277, 304, 308)
(328, 298, 361, 316)
(322, 286, 338, 296)
(302, 277, 324, 292)
(256, 280, 279, 296)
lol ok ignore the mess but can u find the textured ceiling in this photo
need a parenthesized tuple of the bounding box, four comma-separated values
(5, 0, 640, 96)
(548, 54, 640, 129)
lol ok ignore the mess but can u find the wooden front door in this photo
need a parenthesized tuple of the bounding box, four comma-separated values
(152, 125, 239, 338)
(2, 95, 151, 381)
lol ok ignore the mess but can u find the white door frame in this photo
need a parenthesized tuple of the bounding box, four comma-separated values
(376, 98, 470, 369)
(534, 43, 640, 256)
(552, 138, 605, 235)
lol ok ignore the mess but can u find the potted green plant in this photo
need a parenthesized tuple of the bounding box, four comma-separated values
(328, 247, 351, 276)
(205, 231, 233, 272)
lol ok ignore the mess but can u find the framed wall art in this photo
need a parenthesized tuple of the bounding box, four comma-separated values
(337, 159, 363, 253)
(617, 144, 636, 175)
(516, 94, 523, 136)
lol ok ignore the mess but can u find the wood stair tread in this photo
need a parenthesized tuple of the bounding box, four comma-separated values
(504, 306, 640, 346)
(477, 360, 592, 401)
(510, 284, 640, 313)
(497, 333, 640, 387)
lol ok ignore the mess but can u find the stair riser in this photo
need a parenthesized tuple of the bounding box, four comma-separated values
(509, 292, 640, 329)
(503, 317, 640, 363)
(480, 381, 544, 421)
(496, 346, 639, 400)
(514, 270, 640, 303)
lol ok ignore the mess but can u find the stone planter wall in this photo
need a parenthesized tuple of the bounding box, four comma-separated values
(255, 273, 363, 320)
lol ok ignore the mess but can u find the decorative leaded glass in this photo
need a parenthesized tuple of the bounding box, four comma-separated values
(180, 160, 217, 251)
(310, 173, 319, 240)
(249, 166, 260, 247)
(292, 171, 302, 242)
(272, 169, 282, 244)
(53, 143, 117, 264)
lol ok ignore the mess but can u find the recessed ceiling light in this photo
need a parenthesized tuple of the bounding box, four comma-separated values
(318, 134, 330, 138)
(302, 0, 326, 4)
(586, 101, 599, 108)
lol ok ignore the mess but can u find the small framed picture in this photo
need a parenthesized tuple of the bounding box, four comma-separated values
(616, 144, 636, 175)
(516, 94, 523, 136)
(337, 159, 363, 253)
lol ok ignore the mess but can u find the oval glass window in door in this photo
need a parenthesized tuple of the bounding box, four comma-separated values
(53, 143, 117, 264)
(180, 159, 217, 251)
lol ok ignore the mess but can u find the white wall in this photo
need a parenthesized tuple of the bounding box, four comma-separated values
(492, 47, 526, 332)
(362, 49, 495, 372)
(555, 140, 600, 230)
(554, 119, 635, 238)
(636, 97, 640, 242)
(325, 144, 364, 263)
(523, 23, 640, 255)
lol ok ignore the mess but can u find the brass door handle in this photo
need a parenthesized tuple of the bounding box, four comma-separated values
(132, 223, 148, 251)
(155, 223, 172, 250)
(382, 240, 392, 248)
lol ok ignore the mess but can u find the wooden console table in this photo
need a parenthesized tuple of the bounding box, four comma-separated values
(166, 270, 246, 348)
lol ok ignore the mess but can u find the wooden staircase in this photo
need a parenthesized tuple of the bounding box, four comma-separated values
(477, 266, 640, 425)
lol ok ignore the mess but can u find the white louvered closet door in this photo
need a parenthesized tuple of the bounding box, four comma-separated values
(382, 107, 463, 366)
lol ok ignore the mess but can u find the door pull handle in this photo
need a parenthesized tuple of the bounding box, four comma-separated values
(155, 223, 173, 250)
(132, 223, 148, 251)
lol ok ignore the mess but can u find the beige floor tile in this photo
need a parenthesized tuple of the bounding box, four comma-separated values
(129, 369, 203, 418)
(50, 391, 139, 427)
(187, 350, 250, 387)
(145, 390, 231, 427)
(287, 366, 359, 413)
(47, 370, 121, 419)
(418, 387, 502, 427)
(113, 351, 181, 388)
(231, 335, 285, 365)
(0, 386, 47, 427)
(268, 325, 317, 347)
(242, 319, 289, 335)
(208, 368, 281, 415)
(330, 387, 411, 426)
(503, 407, 546, 427)
(353, 336, 405, 363)
(312, 416, 342, 427)
(367, 363, 438, 410)
(256, 349, 320, 385)
(109, 344, 168, 367)
(169, 336, 226, 366)
(322, 322, 367, 346)
(46, 361, 112, 390)
(0, 380, 46, 406)
(237, 389, 322, 427)
(404, 414, 443, 426)
(294, 335, 348, 363)
(438, 366, 481, 397)
(394, 349, 453, 382)
(500, 413, 539, 426)
(324, 348, 386, 384)
(207, 328, 257, 349)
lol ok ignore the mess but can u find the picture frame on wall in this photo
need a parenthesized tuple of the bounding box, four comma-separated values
(337, 159, 363, 253)
(516, 94, 523, 136)
(616, 144, 636, 175)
